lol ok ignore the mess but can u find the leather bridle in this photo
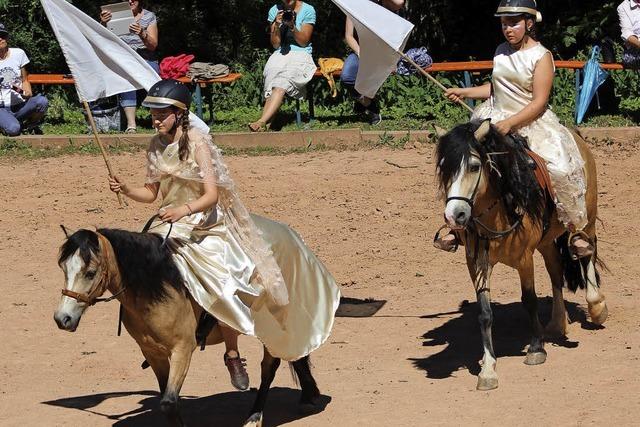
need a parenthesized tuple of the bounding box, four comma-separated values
(61, 233, 125, 306)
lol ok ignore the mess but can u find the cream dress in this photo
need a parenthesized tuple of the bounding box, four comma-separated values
(145, 129, 340, 361)
(473, 42, 588, 229)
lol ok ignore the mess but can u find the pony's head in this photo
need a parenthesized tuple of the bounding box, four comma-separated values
(53, 228, 116, 332)
(436, 120, 544, 229)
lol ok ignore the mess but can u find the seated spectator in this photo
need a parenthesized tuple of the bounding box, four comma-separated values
(618, 0, 640, 69)
(343, 0, 404, 125)
(0, 23, 48, 136)
(249, 0, 316, 132)
(100, 0, 159, 133)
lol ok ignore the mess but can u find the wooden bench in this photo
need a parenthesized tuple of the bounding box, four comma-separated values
(306, 60, 625, 122)
(27, 73, 243, 122)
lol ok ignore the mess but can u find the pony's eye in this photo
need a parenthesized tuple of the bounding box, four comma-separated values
(469, 164, 481, 173)
(85, 271, 97, 280)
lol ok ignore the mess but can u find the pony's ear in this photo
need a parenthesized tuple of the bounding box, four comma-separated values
(433, 125, 447, 138)
(60, 224, 70, 238)
(474, 119, 492, 143)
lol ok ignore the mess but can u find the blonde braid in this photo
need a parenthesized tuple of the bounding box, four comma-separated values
(178, 112, 190, 161)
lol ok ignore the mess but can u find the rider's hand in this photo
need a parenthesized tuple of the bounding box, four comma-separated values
(20, 87, 32, 98)
(100, 10, 112, 25)
(494, 119, 512, 136)
(158, 206, 189, 223)
(108, 175, 128, 195)
(444, 88, 466, 103)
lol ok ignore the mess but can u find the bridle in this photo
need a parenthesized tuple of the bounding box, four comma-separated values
(61, 233, 125, 306)
(445, 151, 522, 241)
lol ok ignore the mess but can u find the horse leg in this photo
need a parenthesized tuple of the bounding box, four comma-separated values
(140, 348, 170, 394)
(518, 259, 547, 365)
(583, 256, 608, 325)
(467, 257, 498, 391)
(244, 347, 281, 427)
(540, 246, 569, 338)
(159, 345, 194, 427)
(292, 356, 320, 408)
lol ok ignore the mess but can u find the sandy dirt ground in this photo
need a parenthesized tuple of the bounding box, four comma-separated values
(1, 141, 639, 426)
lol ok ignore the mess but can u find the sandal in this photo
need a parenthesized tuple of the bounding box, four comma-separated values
(224, 352, 250, 391)
(568, 230, 594, 260)
(125, 126, 137, 134)
(433, 225, 459, 253)
(248, 121, 266, 133)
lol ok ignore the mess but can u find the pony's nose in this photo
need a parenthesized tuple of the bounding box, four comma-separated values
(54, 312, 73, 330)
(455, 210, 468, 226)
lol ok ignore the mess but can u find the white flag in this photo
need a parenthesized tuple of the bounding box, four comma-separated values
(332, 0, 414, 98)
(40, 0, 208, 132)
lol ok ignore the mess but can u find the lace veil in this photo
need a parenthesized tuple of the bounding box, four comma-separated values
(145, 128, 289, 307)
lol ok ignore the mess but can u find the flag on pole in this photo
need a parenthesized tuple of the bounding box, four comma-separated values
(331, 0, 414, 98)
(40, 0, 208, 131)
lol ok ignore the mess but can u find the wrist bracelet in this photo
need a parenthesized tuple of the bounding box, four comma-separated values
(185, 203, 193, 215)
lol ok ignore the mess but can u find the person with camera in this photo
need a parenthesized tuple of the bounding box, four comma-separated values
(0, 23, 49, 136)
(343, 0, 404, 125)
(248, 0, 317, 132)
(100, 0, 159, 133)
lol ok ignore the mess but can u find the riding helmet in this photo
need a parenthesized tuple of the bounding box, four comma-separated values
(142, 79, 191, 111)
(495, 0, 542, 23)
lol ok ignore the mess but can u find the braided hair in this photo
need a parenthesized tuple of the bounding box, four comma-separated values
(177, 111, 190, 161)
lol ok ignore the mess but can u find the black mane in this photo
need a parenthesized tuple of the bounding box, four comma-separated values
(436, 121, 546, 225)
(59, 228, 186, 303)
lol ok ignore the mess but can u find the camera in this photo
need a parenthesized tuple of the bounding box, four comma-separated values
(282, 9, 295, 23)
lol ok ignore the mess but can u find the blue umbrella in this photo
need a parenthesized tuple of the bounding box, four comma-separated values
(576, 45, 609, 124)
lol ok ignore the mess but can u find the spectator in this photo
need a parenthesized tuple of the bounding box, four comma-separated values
(618, 0, 640, 67)
(100, 0, 159, 133)
(248, 1, 316, 132)
(0, 23, 48, 136)
(343, 0, 404, 125)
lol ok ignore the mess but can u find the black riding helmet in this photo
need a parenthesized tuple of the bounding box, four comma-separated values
(142, 79, 192, 111)
(495, 0, 542, 23)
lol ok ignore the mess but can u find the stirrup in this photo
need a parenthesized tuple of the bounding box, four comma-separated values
(568, 230, 594, 260)
(433, 225, 459, 253)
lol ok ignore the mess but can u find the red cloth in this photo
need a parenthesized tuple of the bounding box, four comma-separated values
(159, 54, 195, 79)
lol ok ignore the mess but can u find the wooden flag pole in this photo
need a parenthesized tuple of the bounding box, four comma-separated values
(397, 51, 475, 115)
(82, 101, 125, 208)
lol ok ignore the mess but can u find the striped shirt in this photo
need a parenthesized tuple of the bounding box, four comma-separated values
(120, 9, 157, 50)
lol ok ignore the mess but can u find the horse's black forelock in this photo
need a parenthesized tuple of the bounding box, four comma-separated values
(436, 121, 545, 224)
(58, 229, 99, 267)
(436, 122, 476, 195)
(96, 228, 186, 303)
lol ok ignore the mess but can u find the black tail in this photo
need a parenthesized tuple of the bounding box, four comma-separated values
(556, 233, 606, 292)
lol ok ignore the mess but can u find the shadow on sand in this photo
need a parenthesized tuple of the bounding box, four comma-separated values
(410, 297, 597, 379)
(43, 386, 331, 426)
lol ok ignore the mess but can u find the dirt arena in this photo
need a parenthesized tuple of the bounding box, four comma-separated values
(1, 140, 639, 426)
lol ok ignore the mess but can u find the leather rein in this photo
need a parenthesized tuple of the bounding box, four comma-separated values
(60, 216, 174, 306)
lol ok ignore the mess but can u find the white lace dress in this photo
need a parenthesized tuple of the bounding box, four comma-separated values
(473, 42, 588, 229)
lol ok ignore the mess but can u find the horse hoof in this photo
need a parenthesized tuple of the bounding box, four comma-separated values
(476, 376, 498, 391)
(243, 412, 263, 427)
(524, 351, 547, 365)
(588, 300, 608, 325)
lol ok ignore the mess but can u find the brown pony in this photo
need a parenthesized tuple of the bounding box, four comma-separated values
(435, 120, 607, 391)
(53, 227, 321, 427)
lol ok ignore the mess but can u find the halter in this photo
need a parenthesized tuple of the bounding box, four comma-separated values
(445, 153, 483, 209)
(61, 233, 125, 306)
